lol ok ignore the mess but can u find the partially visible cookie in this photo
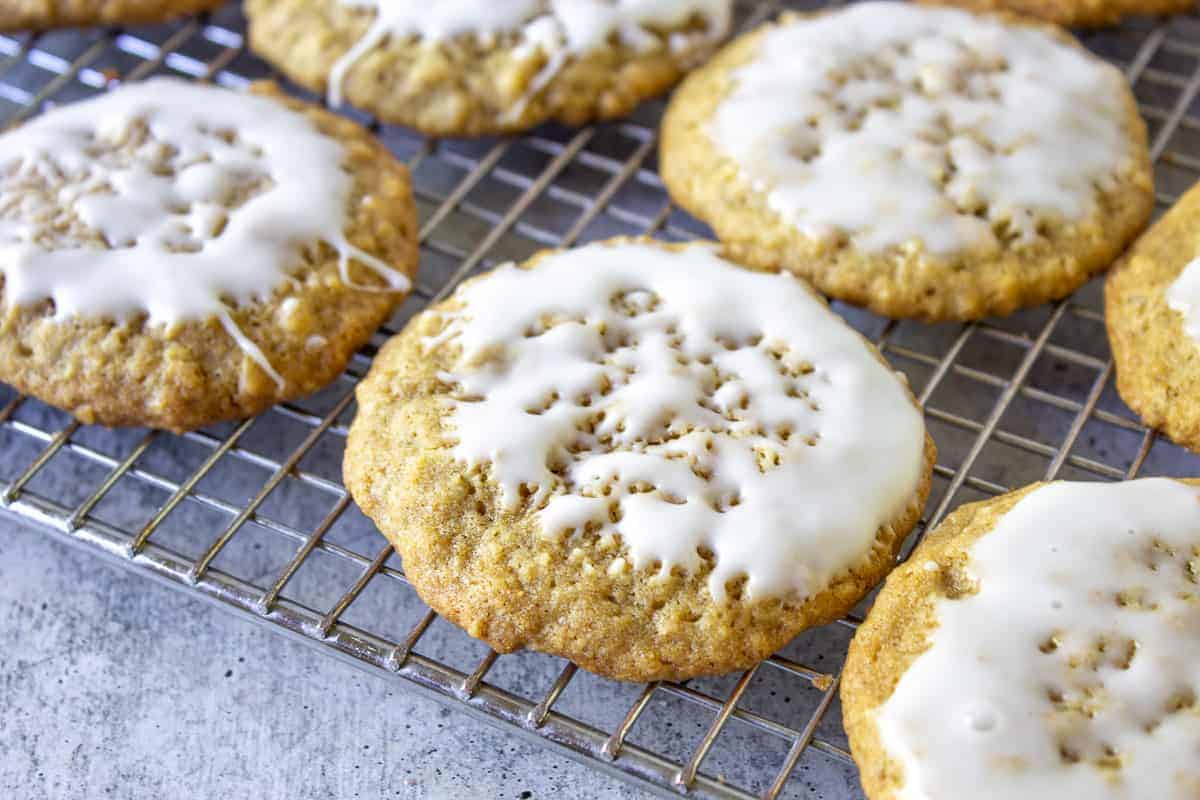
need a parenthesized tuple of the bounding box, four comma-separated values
(244, 0, 732, 137)
(0, 78, 419, 432)
(661, 2, 1154, 321)
(345, 238, 935, 682)
(0, 0, 223, 30)
(920, 0, 1196, 27)
(843, 478, 1200, 800)
(1106, 181, 1200, 452)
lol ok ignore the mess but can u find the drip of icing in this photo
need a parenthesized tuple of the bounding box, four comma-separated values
(0, 78, 410, 389)
(877, 479, 1200, 800)
(1166, 255, 1200, 341)
(218, 311, 286, 387)
(429, 241, 926, 601)
(328, 0, 732, 112)
(708, 2, 1136, 257)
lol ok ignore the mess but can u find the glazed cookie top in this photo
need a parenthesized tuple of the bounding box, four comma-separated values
(708, 2, 1137, 257)
(0, 77, 411, 386)
(877, 479, 1200, 798)
(1166, 254, 1200, 341)
(428, 240, 927, 601)
(329, 0, 732, 110)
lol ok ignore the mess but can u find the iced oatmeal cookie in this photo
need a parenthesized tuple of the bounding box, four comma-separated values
(843, 478, 1200, 800)
(0, 78, 419, 432)
(1106, 180, 1200, 453)
(920, 0, 1196, 28)
(1, 0, 224, 31)
(661, 2, 1153, 320)
(245, 0, 732, 136)
(344, 238, 935, 681)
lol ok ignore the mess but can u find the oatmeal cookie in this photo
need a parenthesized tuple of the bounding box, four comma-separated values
(1106, 180, 1200, 453)
(843, 478, 1200, 800)
(0, 78, 419, 432)
(1, 0, 223, 30)
(920, 0, 1196, 28)
(660, 2, 1153, 321)
(244, 0, 731, 137)
(344, 238, 935, 682)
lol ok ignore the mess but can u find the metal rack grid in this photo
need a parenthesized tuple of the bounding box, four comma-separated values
(2, 1, 1200, 797)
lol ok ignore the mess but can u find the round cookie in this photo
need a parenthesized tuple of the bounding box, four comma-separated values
(1107, 181, 1200, 453)
(244, 0, 732, 137)
(1, 0, 223, 31)
(919, 0, 1196, 28)
(660, 3, 1154, 321)
(0, 78, 418, 433)
(344, 238, 935, 682)
(843, 478, 1200, 800)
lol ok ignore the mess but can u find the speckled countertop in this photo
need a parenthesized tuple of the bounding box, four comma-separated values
(1, 519, 645, 799)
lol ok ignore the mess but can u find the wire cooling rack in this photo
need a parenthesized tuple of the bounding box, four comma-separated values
(2, 1, 1200, 797)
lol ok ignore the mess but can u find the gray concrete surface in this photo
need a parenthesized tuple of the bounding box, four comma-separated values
(0, 519, 645, 800)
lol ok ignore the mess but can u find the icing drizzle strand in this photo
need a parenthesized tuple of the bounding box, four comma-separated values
(0, 78, 410, 387)
(709, 2, 1136, 257)
(429, 241, 926, 601)
(329, 0, 732, 118)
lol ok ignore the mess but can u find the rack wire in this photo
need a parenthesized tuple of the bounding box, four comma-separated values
(2, 1, 1200, 797)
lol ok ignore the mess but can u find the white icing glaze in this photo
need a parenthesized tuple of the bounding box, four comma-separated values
(708, 2, 1136, 256)
(430, 241, 926, 601)
(877, 479, 1200, 799)
(329, 0, 732, 115)
(0, 78, 410, 387)
(1166, 255, 1200, 342)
